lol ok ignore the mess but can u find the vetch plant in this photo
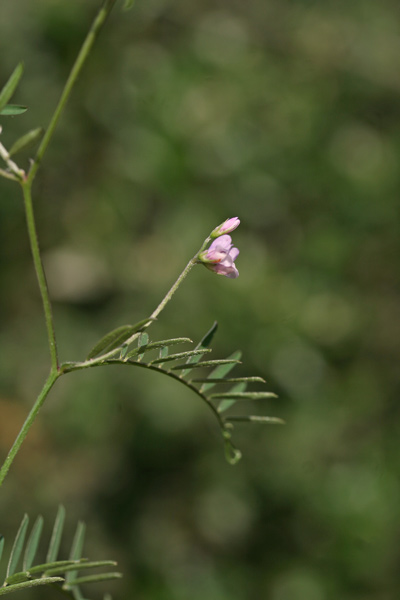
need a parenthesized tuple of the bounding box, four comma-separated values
(0, 1, 284, 597)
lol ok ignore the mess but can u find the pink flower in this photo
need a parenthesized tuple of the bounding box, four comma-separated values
(200, 234, 239, 278)
(211, 217, 240, 238)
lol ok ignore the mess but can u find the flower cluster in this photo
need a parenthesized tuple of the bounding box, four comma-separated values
(199, 217, 240, 279)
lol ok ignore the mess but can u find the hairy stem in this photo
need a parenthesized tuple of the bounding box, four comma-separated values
(121, 236, 212, 349)
(0, 371, 59, 487)
(149, 236, 211, 321)
(21, 182, 59, 370)
(27, 0, 117, 184)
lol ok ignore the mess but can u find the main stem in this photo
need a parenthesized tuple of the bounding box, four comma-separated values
(0, 371, 59, 487)
(0, 0, 119, 487)
(22, 182, 59, 370)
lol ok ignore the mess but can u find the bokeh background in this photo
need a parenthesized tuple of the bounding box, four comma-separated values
(1, 0, 400, 598)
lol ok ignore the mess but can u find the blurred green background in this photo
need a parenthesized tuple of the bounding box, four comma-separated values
(1, 0, 400, 598)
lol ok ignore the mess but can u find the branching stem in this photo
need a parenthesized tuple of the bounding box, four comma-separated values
(0, 0, 118, 488)
(0, 370, 60, 487)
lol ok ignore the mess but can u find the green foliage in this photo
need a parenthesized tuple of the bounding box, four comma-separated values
(8, 128, 43, 157)
(0, 63, 24, 115)
(0, 508, 121, 598)
(0, 105, 27, 116)
(86, 318, 154, 359)
(2, 0, 399, 597)
(63, 322, 282, 464)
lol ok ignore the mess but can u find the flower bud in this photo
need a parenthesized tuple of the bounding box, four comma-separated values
(211, 217, 240, 238)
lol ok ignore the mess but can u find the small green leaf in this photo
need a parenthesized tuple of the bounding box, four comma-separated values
(0, 63, 24, 114)
(138, 332, 149, 347)
(154, 345, 169, 366)
(171, 359, 240, 371)
(126, 337, 192, 359)
(45, 560, 116, 576)
(4, 572, 30, 586)
(200, 350, 242, 392)
(0, 104, 27, 116)
(225, 416, 285, 425)
(140, 337, 191, 351)
(9, 127, 43, 157)
(180, 321, 218, 377)
(159, 346, 168, 359)
(149, 348, 211, 365)
(191, 376, 266, 384)
(23, 515, 43, 571)
(31, 560, 81, 576)
(86, 319, 153, 359)
(217, 382, 246, 413)
(6, 514, 29, 578)
(210, 392, 278, 401)
(0, 535, 4, 563)
(123, 0, 135, 10)
(67, 572, 123, 586)
(65, 522, 85, 586)
(0, 577, 64, 595)
(136, 332, 149, 361)
(46, 505, 65, 563)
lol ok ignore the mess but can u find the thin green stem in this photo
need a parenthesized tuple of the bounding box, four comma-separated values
(26, 0, 117, 185)
(150, 257, 197, 321)
(121, 236, 212, 349)
(0, 371, 60, 487)
(21, 182, 59, 370)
